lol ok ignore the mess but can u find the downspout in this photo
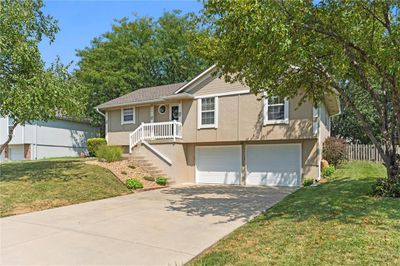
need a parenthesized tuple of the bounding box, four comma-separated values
(95, 108, 108, 142)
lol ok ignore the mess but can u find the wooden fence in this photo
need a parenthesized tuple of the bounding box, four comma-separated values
(346, 144, 400, 162)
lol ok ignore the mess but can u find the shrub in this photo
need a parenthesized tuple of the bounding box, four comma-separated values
(322, 137, 347, 167)
(143, 176, 155, 182)
(87, 138, 107, 156)
(155, 176, 167, 186)
(303, 178, 314, 186)
(95, 145, 122, 162)
(322, 165, 335, 177)
(372, 178, 400, 197)
(126, 178, 144, 189)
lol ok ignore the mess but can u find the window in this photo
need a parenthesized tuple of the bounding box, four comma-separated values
(8, 117, 14, 135)
(158, 105, 166, 114)
(264, 95, 289, 125)
(121, 108, 135, 124)
(198, 97, 218, 128)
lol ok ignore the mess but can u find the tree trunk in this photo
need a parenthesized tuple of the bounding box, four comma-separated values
(0, 122, 19, 155)
(386, 149, 400, 186)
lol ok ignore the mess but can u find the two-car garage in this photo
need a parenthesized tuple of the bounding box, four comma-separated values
(195, 144, 301, 187)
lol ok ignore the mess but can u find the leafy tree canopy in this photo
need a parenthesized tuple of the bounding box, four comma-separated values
(332, 85, 381, 144)
(0, 0, 85, 153)
(197, 0, 399, 190)
(75, 10, 208, 127)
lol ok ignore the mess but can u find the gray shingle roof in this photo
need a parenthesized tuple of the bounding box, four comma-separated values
(97, 82, 186, 109)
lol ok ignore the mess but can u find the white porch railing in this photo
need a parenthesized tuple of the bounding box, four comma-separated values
(129, 121, 183, 152)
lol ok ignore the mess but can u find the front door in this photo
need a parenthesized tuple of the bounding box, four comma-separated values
(170, 105, 180, 135)
(170, 105, 179, 121)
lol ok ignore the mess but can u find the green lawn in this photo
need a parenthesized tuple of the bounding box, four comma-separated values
(189, 161, 400, 265)
(0, 159, 130, 217)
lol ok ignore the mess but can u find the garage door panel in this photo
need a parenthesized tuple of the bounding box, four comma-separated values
(9, 145, 24, 161)
(246, 144, 301, 187)
(196, 146, 241, 185)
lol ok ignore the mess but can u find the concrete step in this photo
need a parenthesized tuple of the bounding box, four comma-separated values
(145, 166, 159, 171)
(128, 152, 170, 180)
(150, 172, 165, 177)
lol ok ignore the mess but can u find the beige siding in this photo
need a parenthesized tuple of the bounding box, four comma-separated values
(154, 104, 169, 122)
(108, 106, 150, 133)
(319, 103, 331, 143)
(105, 79, 319, 153)
(133, 143, 195, 183)
(191, 76, 249, 96)
(181, 93, 314, 143)
(134, 140, 319, 184)
(103, 75, 324, 183)
(107, 93, 315, 145)
(302, 139, 319, 178)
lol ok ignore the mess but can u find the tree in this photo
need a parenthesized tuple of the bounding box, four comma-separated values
(197, 0, 400, 194)
(75, 10, 208, 130)
(0, 0, 85, 155)
(331, 85, 382, 144)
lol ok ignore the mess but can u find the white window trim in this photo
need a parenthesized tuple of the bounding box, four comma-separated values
(121, 107, 135, 125)
(263, 95, 289, 125)
(197, 96, 218, 129)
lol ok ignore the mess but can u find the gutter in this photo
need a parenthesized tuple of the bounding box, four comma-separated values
(96, 99, 163, 110)
(96, 94, 194, 111)
(95, 108, 105, 117)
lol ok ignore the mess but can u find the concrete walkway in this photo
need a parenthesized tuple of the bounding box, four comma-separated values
(0, 185, 295, 265)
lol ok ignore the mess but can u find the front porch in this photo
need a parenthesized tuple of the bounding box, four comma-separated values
(129, 121, 183, 152)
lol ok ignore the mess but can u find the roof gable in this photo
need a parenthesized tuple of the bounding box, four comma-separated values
(174, 65, 217, 94)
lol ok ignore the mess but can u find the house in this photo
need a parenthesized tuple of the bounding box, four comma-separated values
(97, 65, 340, 186)
(0, 116, 98, 161)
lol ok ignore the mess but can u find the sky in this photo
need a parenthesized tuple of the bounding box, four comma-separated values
(39, 0, 203, 70)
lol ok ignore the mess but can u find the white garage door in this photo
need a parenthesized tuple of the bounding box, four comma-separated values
(9, 145, 24, 161)
(246, 144, 301, 187)
(196, 146, 242, 185)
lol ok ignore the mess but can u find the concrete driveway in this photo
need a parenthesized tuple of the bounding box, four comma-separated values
(1, 185, 295, 265)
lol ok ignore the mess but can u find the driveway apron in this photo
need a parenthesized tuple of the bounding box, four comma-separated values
(1, 185, 295, 265)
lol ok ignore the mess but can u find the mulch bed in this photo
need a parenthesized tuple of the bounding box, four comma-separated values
(85, 159, 164, 190)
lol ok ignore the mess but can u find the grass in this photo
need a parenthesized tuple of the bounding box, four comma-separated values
(189, 161, 400, 265)
(0, 159, 131, 217)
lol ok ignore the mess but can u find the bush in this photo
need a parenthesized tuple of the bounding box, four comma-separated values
(126, 178, 144, 189)
(155, 176, 167, 186)
(95, 145, 122, 162)
(303, 178, 314, 186)
(143, 176, 155, 182)
(322, 137, 347, 167)
(372, 178, 400, 197)
(322, 165, 335, 177)
(87, 138, 107, 156)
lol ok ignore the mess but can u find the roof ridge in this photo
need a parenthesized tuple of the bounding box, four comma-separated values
(96, 81, 188, 109)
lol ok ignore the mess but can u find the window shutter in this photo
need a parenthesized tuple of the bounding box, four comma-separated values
(263, 95, 268, 126)
(197, 98, 201, 129)
(215, 96, 219, 128)
(284, 99, 289, 122)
